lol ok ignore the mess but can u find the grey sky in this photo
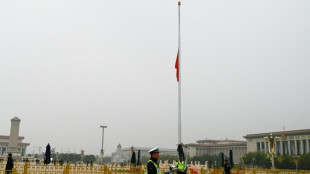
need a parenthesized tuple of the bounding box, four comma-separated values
(0, 0, 309, 156)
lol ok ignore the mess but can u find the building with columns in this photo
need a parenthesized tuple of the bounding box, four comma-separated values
(0, 135, 30, 157)
(184, 139, 247, 164)
(111, 144, 178, 163)
(244, 129, 310, 155)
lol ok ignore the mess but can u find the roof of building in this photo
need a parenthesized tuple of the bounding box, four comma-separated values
(122, 147, 177, 152)
(0, 135, 25, 140)
(243, 129, 310, 139)
(117, 143, 122, 149)
(0, 142, 30, 146)
(196, 139, 245, 144)
(184, 142, 246, 148)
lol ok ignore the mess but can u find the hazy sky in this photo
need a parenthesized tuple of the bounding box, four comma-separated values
(1, 0, 310, 156)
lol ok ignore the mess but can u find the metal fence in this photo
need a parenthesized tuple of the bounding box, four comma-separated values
(0, 162, 310, 174)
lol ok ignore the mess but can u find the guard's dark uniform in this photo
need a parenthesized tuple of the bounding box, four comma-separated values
(5, 155, 14, 174)
(147, 157, 159, 174)
(224, 163, 231, 174)
(146, 147, 161, 174)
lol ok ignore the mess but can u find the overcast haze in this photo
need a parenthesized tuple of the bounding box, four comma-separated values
(1, 0, 310, 156)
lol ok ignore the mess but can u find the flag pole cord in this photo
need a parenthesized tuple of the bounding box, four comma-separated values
(178, 1, 182, 145)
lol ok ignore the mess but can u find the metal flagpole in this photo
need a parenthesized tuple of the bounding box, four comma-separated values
(178, 1, 182, 145)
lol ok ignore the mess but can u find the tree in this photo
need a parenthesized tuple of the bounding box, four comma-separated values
(191, 154, 224, 168)
(274, 155, 295, 169)
(298, 153, 310, 170)
(130, 151, 136, 167)
(44, 144, 51, 164)
(242, 152, 271, 169)
(141, 155, 178, 164)
(243, 152, 255, 167)
(102, 156, 111, 163)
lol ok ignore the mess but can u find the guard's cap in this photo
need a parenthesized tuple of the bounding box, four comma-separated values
(148, 147, 160, 154)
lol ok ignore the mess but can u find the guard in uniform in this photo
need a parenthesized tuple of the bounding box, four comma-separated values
(146, 147, 161, 174)
(176, 157, 187, 174)
(224, 160, 231, 174)
(5, 153, 14, 174)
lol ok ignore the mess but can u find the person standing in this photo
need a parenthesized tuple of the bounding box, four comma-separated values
(224, 160, 231, 174)
(176, 157, 187, 174)
(146, 147, 161, 174)
(5, 153, 14, 174)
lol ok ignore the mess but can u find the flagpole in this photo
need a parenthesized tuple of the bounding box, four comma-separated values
(178, 1, 182, 145)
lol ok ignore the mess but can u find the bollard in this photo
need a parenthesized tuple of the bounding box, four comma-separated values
(64, 162, 70, 174)
(139, 165, 143, 174)
(100, 165, 104, 174)
(12, 168, 17, 174)
(201, 166, 205, 174)
(236, 164, 239, 174)
(23, 162, 28, 174)
(104, 164, 108, 174)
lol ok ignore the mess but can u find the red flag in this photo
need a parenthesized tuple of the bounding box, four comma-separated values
(175, 51, 179, 82)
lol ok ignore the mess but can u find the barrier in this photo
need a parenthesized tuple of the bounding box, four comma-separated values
(0, 162, 309, 174)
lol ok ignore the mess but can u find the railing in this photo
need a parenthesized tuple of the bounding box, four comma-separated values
(198, 168, 310, 174)
(0, 162, 310, 174)
(0, 162, 145, 174)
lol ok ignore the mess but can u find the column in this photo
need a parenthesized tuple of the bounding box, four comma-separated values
(294, 140, 298, 155)
(280, 141, 283, 155)
(0, 146, 2, 155)
(288, 141, 291, 155)
(300, 140, 304, 154)
(260, 142, 263, 152)
(306, 139, 310, 153)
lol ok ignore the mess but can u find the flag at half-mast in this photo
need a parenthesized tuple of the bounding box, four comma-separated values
(175, 50, 179, 82)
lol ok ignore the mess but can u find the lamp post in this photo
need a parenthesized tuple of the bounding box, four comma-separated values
(264, 133, 279, 169)
(100, 125, 107, 164)
(294, 155, 299, 170)
(81, 150, 85, 163)
(240, 156, 243, 169)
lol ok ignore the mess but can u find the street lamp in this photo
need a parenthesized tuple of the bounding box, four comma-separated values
(293, 155, 299, 170)
(100, 125, 107, 164)
(264, 133, 280, 169)
(239, 156, 244, 169)
(81, 150, 85, 163)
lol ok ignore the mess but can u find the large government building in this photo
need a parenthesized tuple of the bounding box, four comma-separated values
(111, 144, 178, 163)
(110, 129, 310, 164)
(244, 129, 310, 155)
(184, 139, 247, 164)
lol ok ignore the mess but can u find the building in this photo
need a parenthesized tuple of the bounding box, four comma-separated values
(0, 135, 30, 157)
(111, 144, 178, 163)
(111, 144, 127, 163)
(184, 139, 247, 164)
(244, 129, 310, 155)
